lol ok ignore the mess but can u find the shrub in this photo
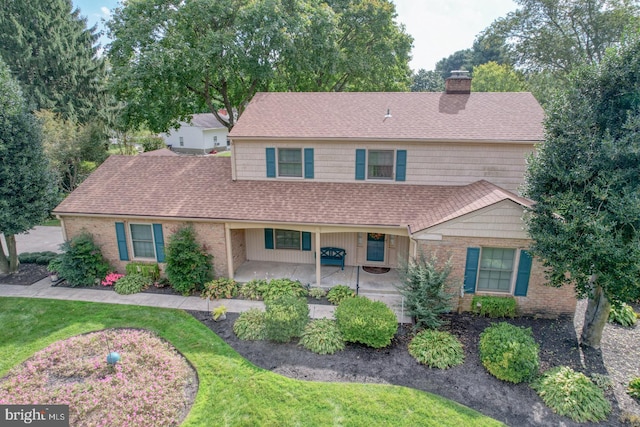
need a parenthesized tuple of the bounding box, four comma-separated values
(238, 279, 266, 300)
(233, 309, 267, 340)
(408, 330, 464, 369)
(608, 303, 637, 327)
(479, 322, 539, 383)
(18, 251, 59, 265)
(260, 278, 307, 302)
(165, 225, 213, 295)
(56, 233, 111, 287)
(140, 135, 166, 152)
(532, 366, 611, 422)
(114, 274, 151, 295)
(396, 252, 455, 329)
(47, 256, 63, 274)
(628, 378, 640, 400)
(471, 296, 517, 318)
(299, 319, 345, 354)
(202, 278, 239, 300)
(264, 295, 309, 342)
(101, 272, 124, 287)
(308, 287, 326, 300)
(125, 262, 160, 281)
(335, 296, 398, 348)
(326, 285, 355, 305)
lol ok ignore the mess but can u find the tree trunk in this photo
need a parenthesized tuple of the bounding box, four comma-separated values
(0, 233, 19, 274)
(580, 282, 611, 349)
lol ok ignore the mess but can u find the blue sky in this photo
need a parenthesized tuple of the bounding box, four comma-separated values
(73, 0, 516, 72)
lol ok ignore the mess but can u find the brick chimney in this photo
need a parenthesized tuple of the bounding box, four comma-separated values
(445, 70, 471, 94)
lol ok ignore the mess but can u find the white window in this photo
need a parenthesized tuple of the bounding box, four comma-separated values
(278, 148, 303, 177)
(275, 229, 301, 250)
(213, 136, 219, 146)
(130, 224, 156, 259)
(477, 248, 515, 292)
(368, 150, 394, 179)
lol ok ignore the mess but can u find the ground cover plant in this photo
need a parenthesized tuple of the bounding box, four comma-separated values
(114, 273, 151, 295)
(0, 297, 503, 426)
(479, 322, 539, 383)
(326, 284, 355, 305)
(299, 318, 345, 355)
(0, 329, 195, 426)
(608, 303, 637, 327)
(202, 277, 239, 300)
(260, 278, 307, 302)
(408, 329, 464, 369)
(532, 366, 611, 422)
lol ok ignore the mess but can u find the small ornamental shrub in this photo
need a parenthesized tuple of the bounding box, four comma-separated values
(260, 278, 307, 302)
(165, 225, 213, 295)
(56, 232, 111, 287)
(335, 296, 398, 348)
(408, 330, 464, 369)
(326, 285, 355, 305)
(396, 252, 455, 329)
(202, 278, 239, 300)
(233, 309, 267, 340)
(479, 322, 539, 383)
(308, 287, 326, 300)
(628, 378, 640, 400)
(125, 262, 160, 281)
(114, 273, 151, 295)
(101, 272, 124, 287)
(608, 303, 637, 327)
(532, 366, 611, 422)
(264, 295, 309, 342)
(19, 251, 59, 265)
(471, 295, 517, 318)
(238, 279, 266, 300)
(299, 319, 345, 355)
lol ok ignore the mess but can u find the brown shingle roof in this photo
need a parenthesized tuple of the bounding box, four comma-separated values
(54, 156, 531, 233)
(229, 92, 544, 142)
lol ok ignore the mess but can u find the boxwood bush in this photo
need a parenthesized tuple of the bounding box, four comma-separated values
(408, 329, 464, 369)
(335, 296, 398, 348)
(264, 295, 309, 342)
(479, 322, 539, 383)
(471, 295, 517, 318)
(532, 366, 611, 422)
(299, 319, 345, 354)
(233, 308, 267, 340)
(114, 274, 152, 295)
(18, 251, 59, 265)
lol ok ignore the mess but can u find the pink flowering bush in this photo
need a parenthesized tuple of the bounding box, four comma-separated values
(0, 329, 197, 427)
(101, 272, 124, 287)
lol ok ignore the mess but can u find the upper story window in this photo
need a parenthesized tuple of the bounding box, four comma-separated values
(130, 224, 156, 259)
(368, 150, 394, 180)
(278, 148, 303, 177)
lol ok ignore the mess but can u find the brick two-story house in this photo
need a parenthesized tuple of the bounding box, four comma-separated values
(53, 73, 576, 316)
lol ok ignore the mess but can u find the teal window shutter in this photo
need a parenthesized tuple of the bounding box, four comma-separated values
(301, 232, 311, 251)
(355, 149, 366, 180)
(115, 222, 129, 261)
(153, 223, 165, 262)
(463, 247, 480, 294)
(304, 148, 314, 179)
(514, 250, 532, 296)
(395, 150, 407, 181)
(264, 228, 274, 249)
(266, 148, 276, 178)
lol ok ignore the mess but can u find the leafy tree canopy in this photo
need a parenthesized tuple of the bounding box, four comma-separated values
(0, 0, 105, 122)
(410, 69, 444, 92)
(524, 31, 640, 347)
(471, 61, 528, 92)
(107, 0, 413, 132)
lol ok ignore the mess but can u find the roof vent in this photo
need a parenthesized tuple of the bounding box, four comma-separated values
(445, 70, 471, 94)
(384, 108, 392, 119)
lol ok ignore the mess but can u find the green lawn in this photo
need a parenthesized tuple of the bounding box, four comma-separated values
(0, 298, 504, 426)
(39, 217, 61, 227)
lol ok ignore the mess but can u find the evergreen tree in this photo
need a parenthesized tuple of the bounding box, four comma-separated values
(0, 0, 105, 122)
(0, 59, 60, 273)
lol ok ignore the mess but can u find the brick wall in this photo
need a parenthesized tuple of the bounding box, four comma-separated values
(416, 236, 576, 317)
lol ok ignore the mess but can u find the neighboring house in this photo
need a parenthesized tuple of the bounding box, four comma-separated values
(53, 72, 576, 316)
(163, 113, 229, 154)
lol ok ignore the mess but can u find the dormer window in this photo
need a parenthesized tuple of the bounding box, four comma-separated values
(368, 150, 394, 179)
(278, 148, 303, 177)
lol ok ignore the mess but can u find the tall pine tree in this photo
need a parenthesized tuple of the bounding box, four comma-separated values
(0, 58, 60, 273)
(0, 0, 105, 122)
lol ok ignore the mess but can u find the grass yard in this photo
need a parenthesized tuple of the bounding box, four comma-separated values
(0, 298, 503, 426)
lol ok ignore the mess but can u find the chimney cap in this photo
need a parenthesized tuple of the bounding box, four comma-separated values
(449, 70, 471, 79)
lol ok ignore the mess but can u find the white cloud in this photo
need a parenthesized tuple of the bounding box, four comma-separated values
(100, 6, 111, 18)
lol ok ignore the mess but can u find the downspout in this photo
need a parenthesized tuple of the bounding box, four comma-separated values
(225, 223, 234, 279)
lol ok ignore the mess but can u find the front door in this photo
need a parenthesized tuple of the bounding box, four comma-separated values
(366, 233, 385, 262)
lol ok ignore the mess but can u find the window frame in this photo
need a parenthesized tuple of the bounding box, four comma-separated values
(277, 148, 303, 178)
(275, 229, 302, 250)
(129, 223, 156, 259)
(367, 149, 395, 180)
(476, 247, 518, 294)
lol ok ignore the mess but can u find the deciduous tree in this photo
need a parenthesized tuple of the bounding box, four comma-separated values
(524, 32, 640, 348)
(471, 61, 528, 92)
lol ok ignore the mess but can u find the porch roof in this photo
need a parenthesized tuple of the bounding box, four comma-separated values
(53, 156, 532, 233)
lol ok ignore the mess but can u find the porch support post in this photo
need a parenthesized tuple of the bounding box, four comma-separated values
(225, 223, 234, 279)
(315, 229, 321, 287)
(409, 237, 417, 259)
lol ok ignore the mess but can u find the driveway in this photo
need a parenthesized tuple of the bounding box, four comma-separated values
(1, 226, 64, 254)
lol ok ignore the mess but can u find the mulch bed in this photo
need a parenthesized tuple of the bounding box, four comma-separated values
(0, 263, 48, 285)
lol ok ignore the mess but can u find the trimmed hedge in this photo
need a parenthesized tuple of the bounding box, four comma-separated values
(335, 296, 397, 348)
(471, 295, 517, 318)
(479, 322, 539, 383)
